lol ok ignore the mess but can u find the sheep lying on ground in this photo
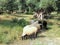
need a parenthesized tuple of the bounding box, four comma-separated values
(21, 21, 42, 40)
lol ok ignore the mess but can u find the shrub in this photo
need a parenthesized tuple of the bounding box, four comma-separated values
(18, 18, 29, 27)
(12, 18, 29, 27)
(12, 18, 18, 23)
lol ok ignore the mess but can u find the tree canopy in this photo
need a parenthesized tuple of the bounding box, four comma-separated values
(0, 0, 60, 14)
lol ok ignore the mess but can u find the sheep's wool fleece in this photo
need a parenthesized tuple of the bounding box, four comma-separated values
(31, 21, 41, 29)
(22, 25, 37, 36)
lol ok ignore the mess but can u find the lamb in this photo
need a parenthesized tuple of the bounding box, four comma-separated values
(21, 21, 42, 40)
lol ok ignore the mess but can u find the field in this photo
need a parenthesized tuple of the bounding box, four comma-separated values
(0, 12, 60, 45)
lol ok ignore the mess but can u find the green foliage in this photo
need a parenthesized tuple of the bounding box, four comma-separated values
(0, 0, 59, 14)
(6, 0, 18, 13)
(19, 0, 27, 13)
(12, 18, 29, 27)
(12, 18, 18, 23)
(18, 18, 29, 27)
(56, 0, 60, 12)
(35, 0, 56, 9)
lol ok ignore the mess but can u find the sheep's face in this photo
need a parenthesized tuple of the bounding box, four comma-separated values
(38, 21, 42, 29)
(38, 20, 47, 29)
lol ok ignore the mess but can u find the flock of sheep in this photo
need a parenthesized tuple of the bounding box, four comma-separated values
(21, 9, 48, 40)
(21, 20, 47, 40)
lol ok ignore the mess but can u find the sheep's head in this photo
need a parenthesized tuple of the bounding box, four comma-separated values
(37, 21, 42, 30)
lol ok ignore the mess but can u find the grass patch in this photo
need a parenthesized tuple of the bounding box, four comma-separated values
(0, 13, 60, 44)
(0, 18, 29, 44)
(0, 24, 23, 44)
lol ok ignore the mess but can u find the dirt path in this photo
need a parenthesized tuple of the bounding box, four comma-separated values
(9, 37, 60, 45)
(0, 32, 60, 45)
(9, 33, 60, 45)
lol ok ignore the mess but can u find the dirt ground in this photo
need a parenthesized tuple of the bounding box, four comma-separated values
(9, 38, 60, 45)
(9, 33, 60, 45)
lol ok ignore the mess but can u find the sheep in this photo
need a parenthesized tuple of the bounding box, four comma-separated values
(42, 20, 47, 29)
(21, 21, 42, 40)
(31, 21, 42, 30)
(30, 20, 35, 24)
(21, 25, 38, 40)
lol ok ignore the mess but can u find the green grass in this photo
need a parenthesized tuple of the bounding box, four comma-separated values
(0, 22, 23, 44)
(0, 13, 60, 44)
(0, 14, 31, 44)
(44, 18, 60, 37)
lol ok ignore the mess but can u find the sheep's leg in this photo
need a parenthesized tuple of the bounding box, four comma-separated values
(40, 25, 42, 29)
(22, 36, 24, 40)
(22, 35, 27, 40)
(24, 35, 28, 40)
(36, 33, 38, 37)
(34, 35, 36, 39)
(34, 33, 37, 39)
(29, 34, 33, 40)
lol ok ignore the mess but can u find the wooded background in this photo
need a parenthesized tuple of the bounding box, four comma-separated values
(0, 0, 60, 14)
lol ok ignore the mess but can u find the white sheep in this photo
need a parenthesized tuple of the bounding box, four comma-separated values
(31, 21, 42, 30)
(21, 25, 38, 40)
(21, 21, 42, 40)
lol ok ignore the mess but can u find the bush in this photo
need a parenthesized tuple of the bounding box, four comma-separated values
(18, 18, 29, 27)
(12, 18, 29, 27)
(12, 18, 18, 23)
(57, 17, 60, 20)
